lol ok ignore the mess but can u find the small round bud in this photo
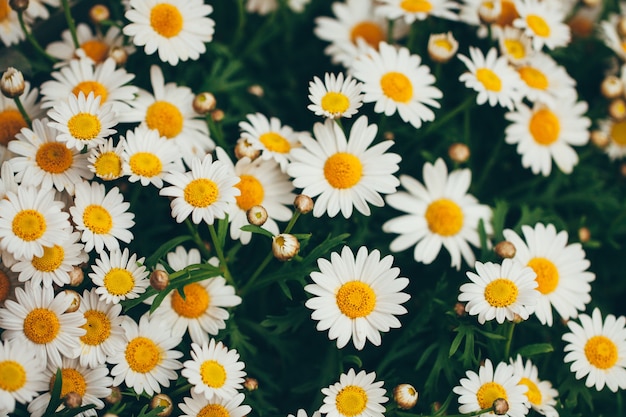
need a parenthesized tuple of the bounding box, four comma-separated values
(582, 0, 601, 6)
(493, 398, 509, 415)
(454, 302, 466, 317)
(150, 393, 174, 417)
(193, 92, 217, 115)
(620, 162, 626, 178)
(393, 384, 418, 410)
(9, 0, 29, 12)
(431, 402, 442, 412)
(248, 84, 264, 97)
(578, 226, 591, 243)
(494, 241, 516, 259)
(618, 16, 626, 37)
(108, 46, 128, 66)
(294, 194, 314, 214)
(601, 75, 623, 99)
(68, 266, 84, 286)
(246, 205, 268, 226)
(428, 32, 459, 63)
(511, 313, 524, 323)
(64, 290, 81, 313)
(211, 109, 225, 122)
(1, 67, 25, 98)
(234, 138, 260, 161)
(105, 386, 122, 405)
(448, 142, 470, 163)
(590, 130, 610, 149)
(64, 392, 82, 409)
(244, 377, 259, 391)
(150, 270, 169, 291)
(89, 4, 110, 24)
(609, 98, 626, 121)
(383, 131, 395, 141)
(478, 0, 501, 24)
(103, 414, 119, 417)
(272, 233, 300, 261)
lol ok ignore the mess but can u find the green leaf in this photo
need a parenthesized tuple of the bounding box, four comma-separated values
(449, 326, 466, 357)
(515, 343, 554, 357)
(144, 235, 193, 268)
(217, 214, 229, 248)
(491, 199, 509, 241)
(240, 224, 274, 239)
(135, 404, 165, 417)
(343, 355, 362, 368)
(277, 279, 293, 300)
(43, 368, 63, 416)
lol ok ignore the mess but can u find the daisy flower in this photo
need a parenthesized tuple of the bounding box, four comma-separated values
(47, 91, 118, 151)
(459, 258, 539, 324)
(453, 359, 530, 417)
(504, 96, 590, 176)
(21, 0, 59, 20)
(383, 158, 493, 270)
(70, 180, 135, 254)
(513, 0, 570, 51)
(246, 0, 277, 15)
(89, 248, 150, 305)
(515, 52, 577, 106)
(502, 223, 595, 326)
(123, 0, 215, 66)
(8, 118, 94, 195)
(458, 46, 526, 110)
(304, 246, 410, 350)
(599, 117, 626, 160)
(215, 148, 294, 245)
(122, 125, 183, 188)
(0, 281, 85, 368)
(288, 410, 321, 417)
(308, 73, 364, 119)
(181, 339, 247, 401)
(599, 13, 626, 62)
(428, 31, 459, 63)
(88, 137, 125, 180)
(376, 0, 460, 24)
(563, 308, 626, 392)
(109, 313, 184, 397)
(498, 26, 534, 66)
(0, 0, 26, 47)
(320, 368, 388, 417)
(459, 0, 520, 33)
(0, 185, 70, 261)
(179, 391, 252, 417)
(45, 23, 131, 64)
(160, 153, 241, 225)
(27, 356, 112, 417)
(288, 116, 401, 218)
(352, 42, 443, 129)
(0, 160, 18, 201)
(0, 81, 43, 157)
(511, 355, 559, 417)
(0, 339, 47, 413)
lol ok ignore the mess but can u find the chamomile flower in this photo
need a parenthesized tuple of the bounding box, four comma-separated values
(0, 339, 47, 413)
(320, 368, 388, 417)
(47, 91, 118, 152)
(458, 46, 526, 110)
(498, 26, 534, 65)
(459, 258, 540, 324)
(308, 73, 364, 119)
(288, 410, 321, 417)
(513, 0, 570, 51)
(46, 23, 130, 64)
(515, 52, 577, 106)
(70, 181, 135, 254)
(0, 81, 42, 156)
(599, 13, 626, 62)
(160, 153, 240, 225)
(123, 0, 215, 66)
(109, 313, 184, 396)
(179, 391, 252, 417)
(376, 0, 460, 24)
(87, 137, 125, 180)
(352, 42, 443, 129)
(599, 117, 626, 160)
(563, 308, 626, 392)
(504, 97, 590, 176)
(89, 248, 149, 305)
(383, 158, 493, 270)
(511, 355, 559, 417)
(305, 246, 410, 350)
(8, 118, 93, 195)
(182, 339, 247, 401)
(22, 0, 59, 20)
(0, 0, 26, 47)
(289, 116, 399, 218)
(0, 281, 85, 368)
(453, 359, 530, 417)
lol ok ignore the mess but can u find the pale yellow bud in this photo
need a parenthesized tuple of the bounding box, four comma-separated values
(193, 92, 217, 114)
(448, 143, 470, 163)
(272, 234, 300, 261)
(64, 290, 81, 313)
(246, 205, 268, 226)
(393, 384, 418, 410)
(294, 194, 314, 214)
(150, 393, 174, 417)
(89, 4, 110, 24)
(600, 75, 623, 99)
(150, 269, 169, 291)
(1, 67, 25, 98)
(494, 241, 516, 259)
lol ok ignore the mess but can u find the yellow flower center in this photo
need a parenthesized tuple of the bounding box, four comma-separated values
(184, 178, 219, 208)
(529, 109, 560, 146)
(518, 67, 548, 90)
(52, 368, 87, 397)
(198, 404, 230, 417)
(129, 152, 162, 178)
(31, 245, 65, 272)
(323, 152, 363, 189)
(150, 3, 183, 38)
(321, 92, 350, 115)
(80, 40, 109, 63)
(125, 337, 161, 373)
(434, 38, 454, 51)
(68, 113, 102, 141)
(12, 209, 46, 242)
(35, 142, 73, 174)
(380, 72, 413, 103)
(72, 81, 109, 103)
(610, 120, 626, 146)
(497, 0, 519, 27)
(484, 278, 519, 307)
(83, 204, 113, 234)
(400, 0, 432, 13)
(80, 309, 111, 346)
(200, 360, 227, 388)
(526, 14, 550, 37)
(519, 377, 542, 405)
(94, 152, 122, 179)
(476, 382, 508, 410)
(0, 109, 27, 146)
(103, 268, 135, 296)
(527, 257, 558, 294)
(584, 335, 618, 370)
(259, 132, 291, 153)
(145, 101, 184, 139)
(336, 385, 368, 417)
(0, 361, 26, 392)
(336, 281, 376, 319)
(235, 175, 265, 211)
(23, 308, 60, 344)
(476, 68, 502, 92)
(171, 283, 210, 318)
(503, 39, 526, 60)
(425, 198, 463, 236)
(0, 270, 11, 303)
(0, 0, 9, 21)
(350, 21, 385, 48)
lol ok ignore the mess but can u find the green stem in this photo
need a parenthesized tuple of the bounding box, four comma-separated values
(17, 11, 57, 64)
(207, 114, 228, 151)
(61, 0, 80, 49)
(474, 137, 504, 191)
(239, 251, 273, 296)
(13, 96, 31, 128)
(283, 211, 301, 234)
(503, 321, 516, 360)
(208, 223, 234, 285)
(184, 219, 212, 260)
(446, 406, 495, 417)
(424, 95, 475, 136)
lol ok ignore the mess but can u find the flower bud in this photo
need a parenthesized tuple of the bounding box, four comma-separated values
(609, 98, 626, 121)
(108, 46, 128, 66)
(294, 194, 314, 214)
(428, 32, 459, 63)
(9, 0, 29, 12)
(578, 226, 591, 243)
(511, 313, 524, 323)
(590, 130, 609, 149)
(105, 386, 122, 404)
(393, 384, 418, 410)
(1, 67, 25, 98)
(618, 16, 626, 37)
(448, 143, 470, 163)
(246, 205, 268, 226)
(454, 302, 466, 317)
(494, 241, 516, 259)
(248, 84, 264, 97)
(89, 4, 110, 24)
(244, 377, 259, 391)
(64, 290, 81, 313)
(69, 266, 84, 286)
(601, 75, 623, 99)
(478, 1, 501, 24)
(272, 234, 300, 261)
(150, 270, 169, 291)
(150, 393, 174, 417)
(211, 109, 225, 122)
(64, 392, 82, 409)
(383, 131, 395, 141)
(493, 398, 509, 415)
(234, 138, 260, 161)
(193, 92, 217, 115)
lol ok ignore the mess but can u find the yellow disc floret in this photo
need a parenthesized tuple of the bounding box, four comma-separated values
(526, 14, 550, 37)
(380, 72, 414, 103)
(31, 245, 65, 272)
(336, 385, 368, 417)
(259, 132, 291, 153)
(529, 109, 560, 146)
(129, 152, 162, 178)
(103, 268, 135, 296)
(476, 382, 508, 410)
(80, 310, 111, 346)
(350, 21, 385, 48)
(476, 68, 502, 92)
(336, 281, 376, 319)
(12, 209, 46, 242)
(324, 153, 363, 189)
(83, 204, 113, 234)
(145, 101, 184, 139)
(0, 109, 27, 146)
(23, 308, 60, 344)
(0, 361, 26, 392)
(518, 67, 548, 90)
(484, 278, 519, 308)
(125, 336, 161, 373)
(425, 199, 463, 236)
(150, 3, 184, 38)
(171, 283, 210, 318)
(68, 113, 101, 141)
(519, 377, 542, 405)
(235, 175, 265, 211)
(184, 178, 219, 208)
(527, 257, 558, 294)
(198, 404, 230, 417)
(35, 142, 73, 174)
(321, 92, 350, 115)
(72, 81, 108, 103)
(584, 335, 618, 370)
(400, 0, 433, 13)
(200, 360, 227, 388)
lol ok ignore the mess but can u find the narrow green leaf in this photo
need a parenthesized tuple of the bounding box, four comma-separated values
(277, 279, 293, 300)
(515, 343, 554, 357)
(343, 355, 363, 368)
(144, 235, 193, 268)
(449, 327, 466, 357)
(217, 214, 229, 247)
(43, 368, 63, 416)
(240, 224, 274, 239)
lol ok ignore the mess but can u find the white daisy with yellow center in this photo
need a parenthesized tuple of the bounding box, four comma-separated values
(123, 0, 215, 66)
(503, 223, 595, 326)
(599, 13, 626, 62)
(308, 72, 364, 119)
(510, 355, 559, 417)
(160, 153, 240, 225)
(376, 0, 460, 24)
(0, 0, 26, 47)
(513, 0, 570, 51)
(288, 116, 400, 218)
(458, 0, 520, 32)
(181, 339, 247, 401)
(0, 160, 18, 202)
(47, 91, 118, 152)
(453, 359, 530, 417)
(504, 96, 590, 176)
(383, 158, 493, 270)
(70, 181, 135, 254)
(0, 281, 86, 368)
(352, 42, 443, 129)
(599, 116, 626, 160)
(320, 368, 387, 417)
(179, 391, 252, 417)
(563, 308, 626, 392)
(21, 0, 59, 20)
(27, 356, 112, 417)
(0, 339, 47, 414)
(459, 258, 540, 324)
(498, 26, 534, 65)
(8, 118, 94, 195)
(428, 31, 459, 63)
(458, 46, 526, 110)
(88, 137, 125, 181)
(89, 248, 149, 305)
(0, 81, 43, 158)
(515, 51, 577, 106)
(305, 246, 410, 350)
(109, 313, 184, 396)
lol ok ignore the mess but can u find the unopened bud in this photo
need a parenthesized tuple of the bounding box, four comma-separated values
(89, 4, 110, 23)
(193, 92, 217, 115)
(246, 205, 268, 226)
(454, 302, 466, 317)
(478, 0, 501, 24)
(582, 0, 601, 6)
(618, 16, 626, 37)
(244, 377, 259, 391)
(64, 392, 82, 409)
(428, 32, 459, 63)
(393, 384, 418, 410)
(383, 131, 395, 141)
(248, 84, 264, 97)
(234, 138, 260, 161)
(294, 194, 314, 214)
(64, 290, 81, 313)
(512, 313, 524, 323)
(601, 75, 623, 99)
(493, 398, 509, 415)
(609, 98, 626, 121)
(272, 233, 300, 261)
(211, 109, 225, 122)
(9, 0, 29, 12)
(578, 226, 591, 243)
(108, 46, 128, 66)
(590, 130, 609, 149)
(620, 162, 626, 178)
(150, 270, 169, 291)
(150, 393, 173, 417)
(105, 386, 122, 404)
(494, 241, 516, 259)
(448, 143, 470, 163)
(1, 67, 25, 98)
(68, 266, 84, 286)
(431, 402, 442, 412)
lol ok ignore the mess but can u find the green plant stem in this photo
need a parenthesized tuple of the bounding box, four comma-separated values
(61, 0, 80, 49)
(207, 114, 228, 151)
(13, 96, 31, 128)
(184, 219, 212, 260)
(475, 137, 504, 191)
(444, 406, 495, 417)
(208, 223, 234, 285)
(424, 95, 475, 136)
(17, 11, 57, 64)
(503, 321, 516, 360)
(283, 211, 301, 234)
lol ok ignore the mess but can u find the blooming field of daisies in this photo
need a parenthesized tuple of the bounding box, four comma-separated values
(2, 0, 626, 416)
